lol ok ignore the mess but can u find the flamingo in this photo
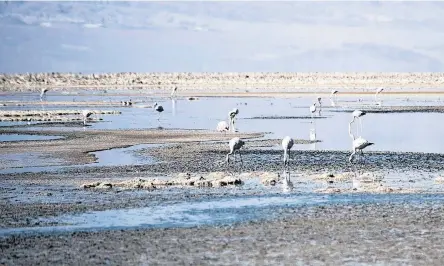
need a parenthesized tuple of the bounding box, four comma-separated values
(171, 86, 178, 98)
(216, 120, 230, 133)
(351, 110, 366, 136)
(330, 89, 338, 101)
(317, 97, 322, 116)
(282, 136, 295, 191)
(153, 102, 164, 120)
(282, 136, 294, 167)
(226, 137, 245, 166)
(349, 137, 374, 163)
(309, 103, 317, 123)
(228, 108, 239, 132)
(82, 110, 93, 126)
(40, 88, 49, 101)
(375, 88, 384, 101)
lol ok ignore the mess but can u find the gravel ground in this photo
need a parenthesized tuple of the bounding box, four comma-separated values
(2, 201, 444, 265)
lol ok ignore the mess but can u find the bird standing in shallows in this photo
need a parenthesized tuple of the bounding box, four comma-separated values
(375, 87, 384, 100)
(216, 120, 230, 134)
(351, 110, 366, 136)
(82, 110, 93, 126)
(226, 137, 245, 166)
(281, 136, 294, 192)
(153, 102, 164, 120)
(330, 89, 338, 100)
(282, 136, 294, 167)
(171, 86, 178, 98)
(228, 108, 239, 132)
(40, 88, 49, 101)
(317, 97, 322, 116)
(349, 137, 374, 163)
(309, 103, 317, 123)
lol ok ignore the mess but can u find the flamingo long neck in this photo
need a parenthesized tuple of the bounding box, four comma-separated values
(348, 121, 356, 141)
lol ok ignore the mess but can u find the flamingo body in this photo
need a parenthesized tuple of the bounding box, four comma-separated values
(82, 110, 93, 125)
(217, 121, 229, 132)
(226, 137, 245, 165)
(153, 103, 164, 112)
(282, 136, 294, 166)
(349, 137, 374, 162)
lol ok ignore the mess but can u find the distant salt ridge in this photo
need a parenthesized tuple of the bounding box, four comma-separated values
(1, 72, 444, 91)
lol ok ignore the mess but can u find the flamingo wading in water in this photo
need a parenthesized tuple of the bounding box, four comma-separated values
(282, 136, 294, 167)
(309, 103, 317, 123)
(171, 86, 178, 98)
(375, 88, 384, 101)
(228, 108, 239, 132)
(40, 88, 49, 101)
(330, 89, 338, 100)
(153, 102, 164, 120)
(317, 97, 322, 116)
(282, 136, 294, 191)
(226, 137, 245, 166)
(82, 110, 93, 126)
(216, 120, 230, 134)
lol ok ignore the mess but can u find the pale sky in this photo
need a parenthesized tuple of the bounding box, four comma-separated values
(1, 1, 443, 73)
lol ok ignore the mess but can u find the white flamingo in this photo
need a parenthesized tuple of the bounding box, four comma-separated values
(309, 103, 317, 123)
(82, 110, 93, 126)
(317, 97, 322, 116)
(171, 86, 178, 98)
(228, 108, 239, 132)
(282, 136, 295, 192)
(153, 102, 164, 120)
(375, 87, 384, 101)
(330, 89, 338, 101)
(226, 137, 245, 166)
(349, 137, 374, 163)
(216, 120, 230, 133)
(40, 88, 49, 101)
(282, 136, 294, 167)
(351, 110, 366, 136)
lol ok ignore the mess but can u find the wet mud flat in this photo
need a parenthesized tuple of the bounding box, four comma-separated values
(0, 128, 264, 166)
(2, 200, 444, 265)
(2, 136, 444, 230)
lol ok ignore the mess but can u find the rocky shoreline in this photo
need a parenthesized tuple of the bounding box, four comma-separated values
(2, 72, 444, 91)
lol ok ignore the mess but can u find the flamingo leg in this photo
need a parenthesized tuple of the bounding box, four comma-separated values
(349, 150, 357, 163)
(239, 150, 243, 167)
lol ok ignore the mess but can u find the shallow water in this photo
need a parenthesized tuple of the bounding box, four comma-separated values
(0, 143, 159, 174)
(0, 133, 63, 142)
(3, 93, 444, 154)
(3, 93, 444, 174)
(2, 192, 444, 237)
